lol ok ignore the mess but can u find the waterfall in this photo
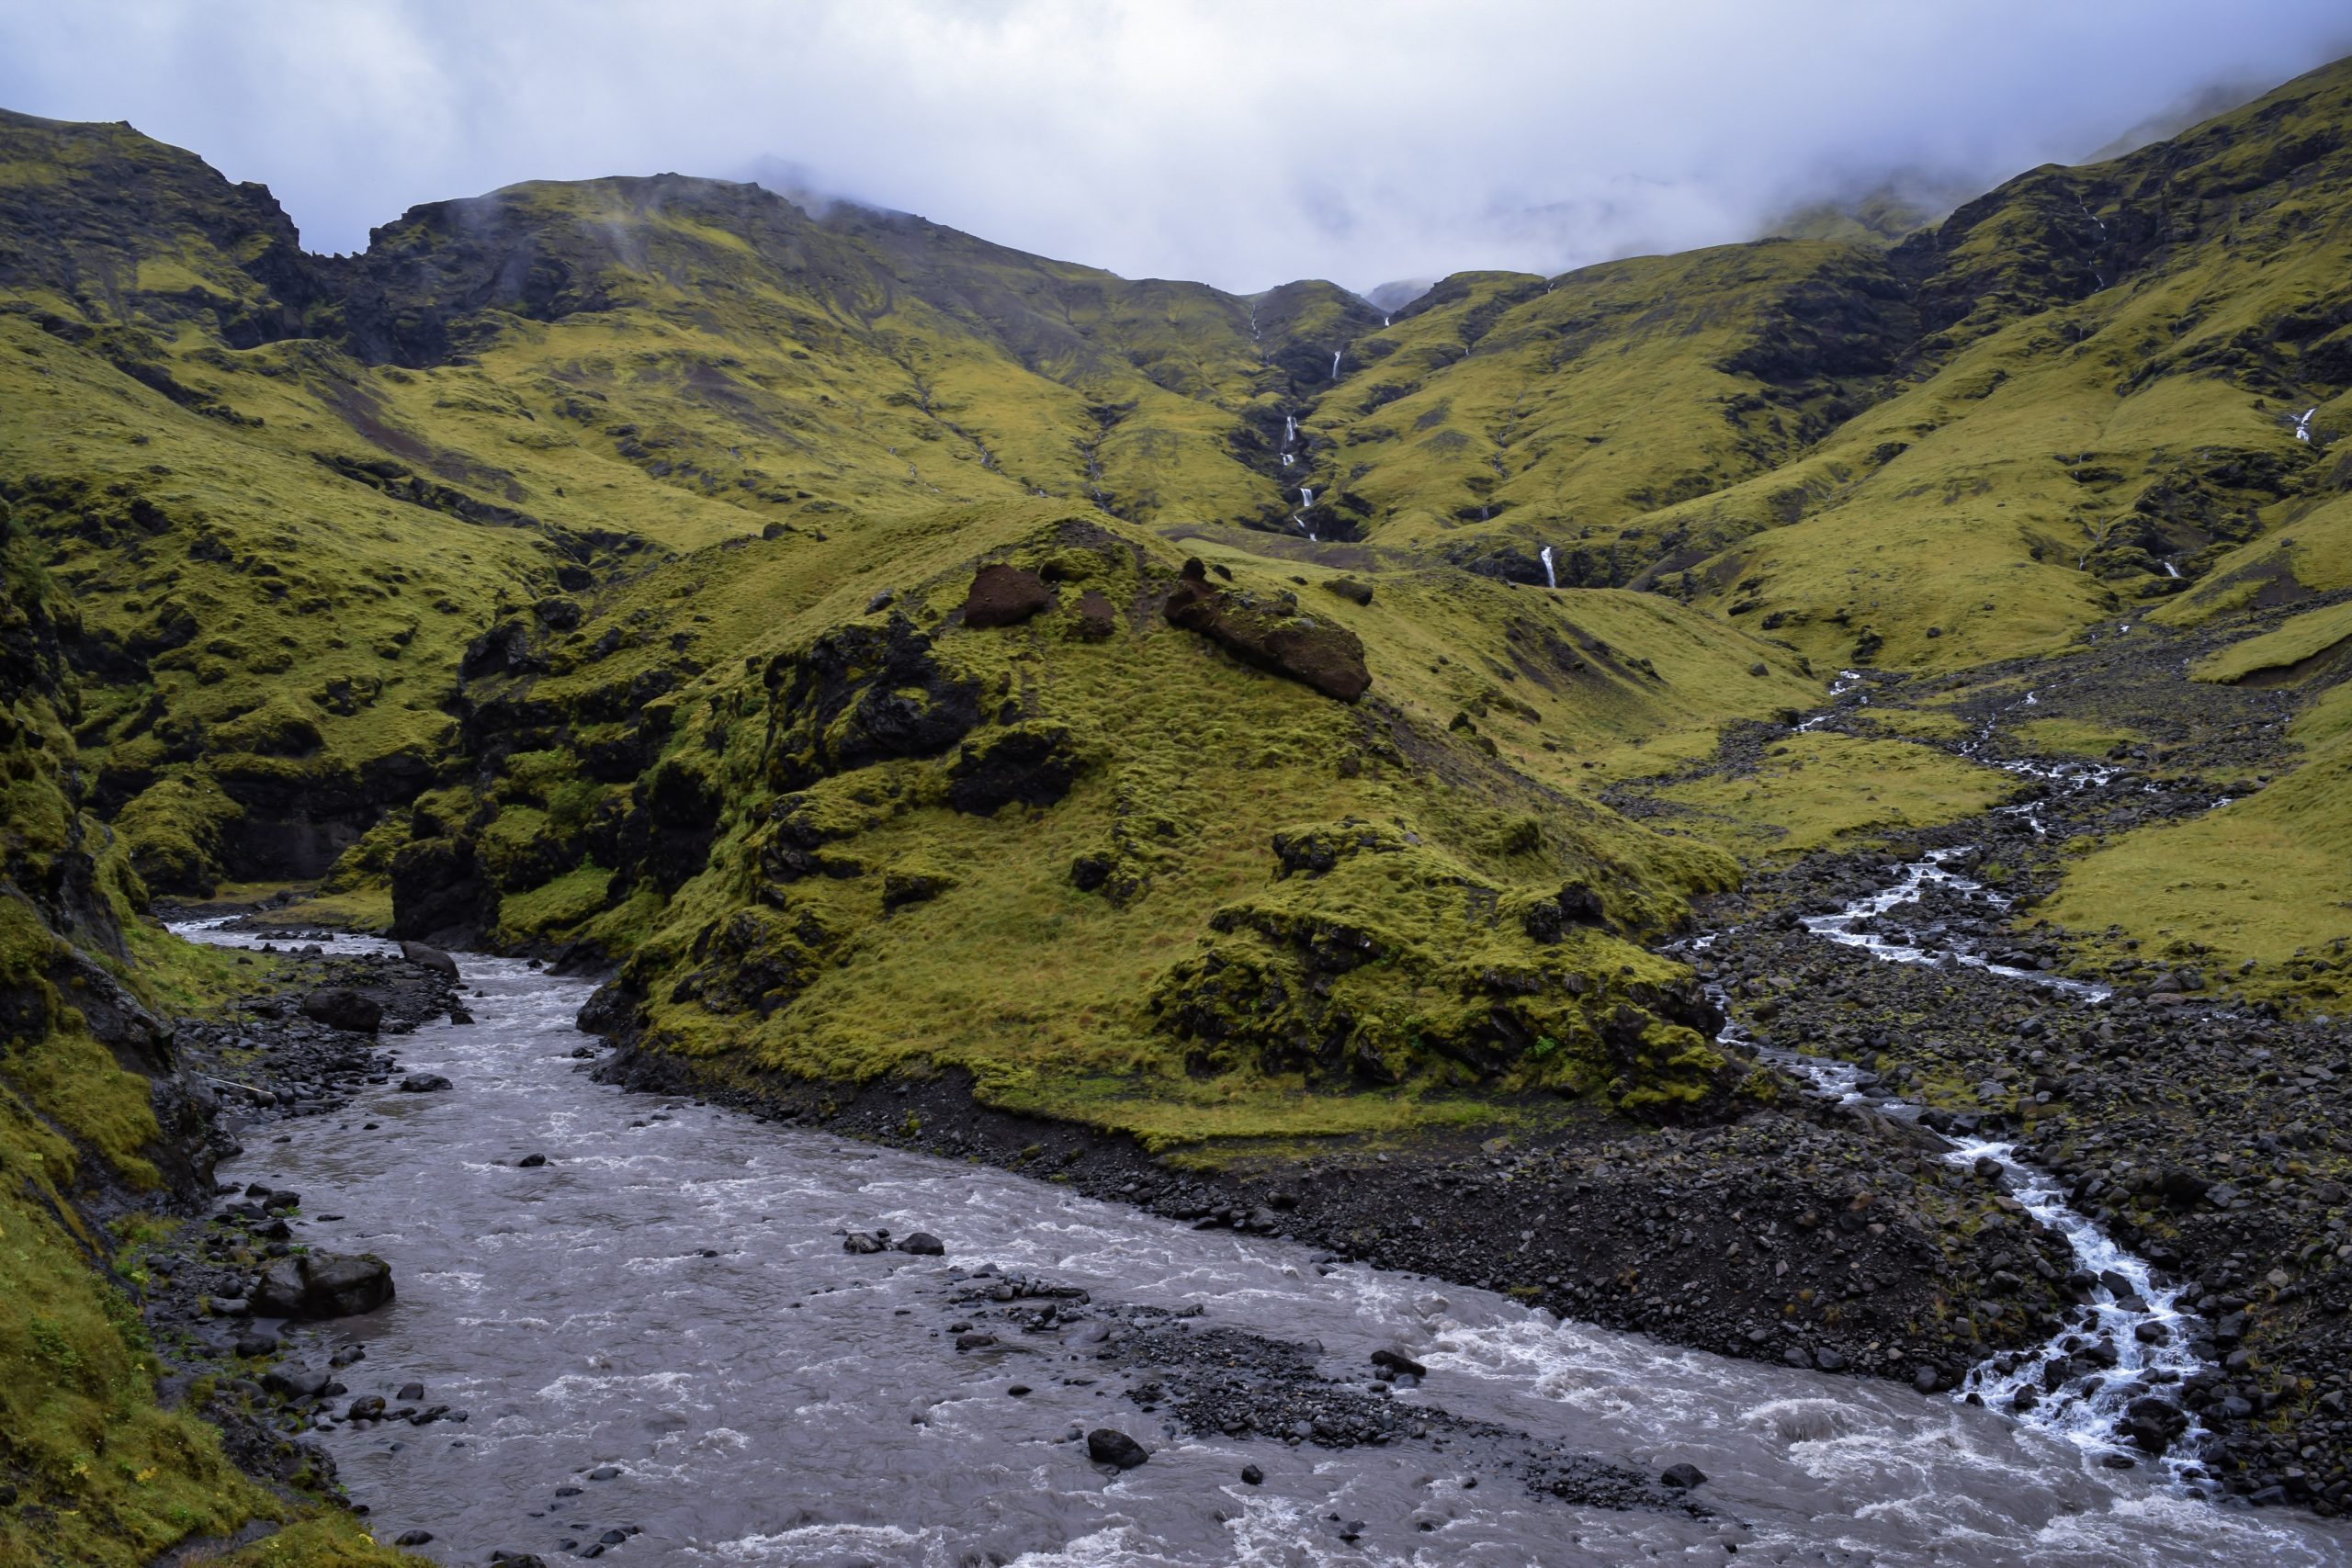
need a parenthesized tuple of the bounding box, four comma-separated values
(1330, 350, 1340, 379)
(2295, 406, 2318, 443)
(1300, 487, 1314, 507)
(1383, 315, 1390, 326)
(1539, 545, 1556, 589)
(2162, 559, 2181, 580)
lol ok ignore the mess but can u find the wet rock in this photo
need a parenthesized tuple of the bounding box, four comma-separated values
(250, 1252, 394, 1319)
(398, 1073, 453, 1093)
(399, 940, 459, 978)
(1661, 1461, 1707, 1490)
(1370, 1348, 1428, 1378)
(517, 1153, 548, 1168)
(262, 1365, 331, 1400)
(897, 1231, 946, 1256)
(397, 1382, 425, 1402)
(1086, 1427, 1150, 1469)
(345, 1395, 386, 1420)
(588, 1465, 621, 1481)
(392, 1529, 434, 1546)
(1240, 1462, 1265, 1485)
(842, 1232, 888, 1254)
(299, 987, 381, 1033)
(963, 564, 1052, 628)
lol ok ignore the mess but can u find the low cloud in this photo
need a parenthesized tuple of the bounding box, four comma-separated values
(5, 1, 2348, 292)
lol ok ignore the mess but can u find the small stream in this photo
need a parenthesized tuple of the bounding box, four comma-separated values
(174, 910, 2352, 1563)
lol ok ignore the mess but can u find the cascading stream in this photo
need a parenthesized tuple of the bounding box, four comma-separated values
(1697, 679, 2238, 1489)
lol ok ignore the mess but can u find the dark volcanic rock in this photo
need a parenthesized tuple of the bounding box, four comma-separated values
(299, 987, 381, 1033)
(399, 940, 459, 978)
(399, 1073, 453, 1093)
(897, 1231, 946, 1255)
(251, 1252, 394, 1319)
(1163, 559, 1370, 702)
(962, 563, 1052, 628)
(947, 723, 1085, 816)
(1086, 1427, 1150, 1469)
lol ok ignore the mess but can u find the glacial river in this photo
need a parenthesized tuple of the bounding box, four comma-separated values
(181, 923, 2350, 1566)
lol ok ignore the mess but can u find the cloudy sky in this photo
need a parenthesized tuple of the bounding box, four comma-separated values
(4, 1, 2349, 294)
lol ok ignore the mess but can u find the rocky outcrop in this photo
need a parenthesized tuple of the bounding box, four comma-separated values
(1163, 560, 1370, 702)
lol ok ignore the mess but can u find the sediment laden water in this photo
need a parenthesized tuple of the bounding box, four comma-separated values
(171, 919, 2350, 1565)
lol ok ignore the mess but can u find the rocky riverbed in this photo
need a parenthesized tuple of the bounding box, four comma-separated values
(119, 916, 2344, 1563)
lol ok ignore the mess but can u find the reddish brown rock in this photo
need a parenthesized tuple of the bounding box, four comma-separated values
(1163, 560, 1369, 703)
(1073, 589, 1118, 641)
(963, 563, 1051, 627)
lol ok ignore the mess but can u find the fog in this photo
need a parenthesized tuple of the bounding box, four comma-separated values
(4, 0, 2348, 293)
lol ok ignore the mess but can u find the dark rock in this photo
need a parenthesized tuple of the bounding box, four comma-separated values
(517, 1153, 548, 1168)
(299, 987, 381, 1033)
(251, 1252, 394, 1318)
(1072, 589, 1119, 640)
(392, 1529, 434, 1547)
(589, 1465, 621, 1480)
(262, 1365, 330, 1399)
(399, 940, 459, 978)
(345, 1395, 386, 1420)
(397, 1382, 425, 1402)
(399, 1073, 453, 1093)
(1660, 1461, 1707, 1490)
(1370, 1348, 1428, 1378)
(1086, 1428, 1149, 1469)
(842, 1232, 888, 1255)
(1164, 559, 1371, 702)
(947, 724, 1085, 816)
(897, 1231, 946, 1256)
(1322, 577, 1374, 605)
(1240, 1462, 1265, 1485)
(963, 564, 1052, 628)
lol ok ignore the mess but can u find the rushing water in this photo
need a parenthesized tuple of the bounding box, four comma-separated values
(175, 922, 2352, 1565)
(1538, 547, 1556, 590)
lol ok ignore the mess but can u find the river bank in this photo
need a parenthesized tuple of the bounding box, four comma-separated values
(161, 919, 2352, 1564)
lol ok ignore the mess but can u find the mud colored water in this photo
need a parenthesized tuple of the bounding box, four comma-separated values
(182, 924, 2350, 1566)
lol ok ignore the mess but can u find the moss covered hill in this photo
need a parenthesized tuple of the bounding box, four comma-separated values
(5, 53, 2352, 1141)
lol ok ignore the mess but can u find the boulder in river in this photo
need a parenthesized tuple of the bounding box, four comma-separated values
(400, 940, 460, 978)
(897, 1231, 946, 1255)
(1086, 1428, 1150, 1469)
(1660, 1461, 1707, 1490)
(399, 1073, 453, 1093)
(842, 1231, 888, 1254)
(252, 1252, 394, 1319)
(300, 987, 382, 1033)
(1370, 1348, 1428, 1378)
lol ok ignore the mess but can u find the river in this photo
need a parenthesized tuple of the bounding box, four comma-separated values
(178, 923, 2351, 1566)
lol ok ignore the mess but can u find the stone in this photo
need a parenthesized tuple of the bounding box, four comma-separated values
(1370, 1348, 1428, 1378)
(250, 1252, 395, 1319)
(399, 941, 459, 978)
(963, 564, 1052, 628)
(1086, 1428, 1149, 1469)
(1072, 589, 1119, 640)
(1660, 1462, 1707, 1490)
(1240, 1462, 1265, 1485)
(517, 1153, 548, 1168)
(398, 1073, 453, 1093)
(842, 1232, 888, 1254)
(300, 987, 381, 1033)
(263, 1365, 331, 1400)
(897, 1231, 946, 1255)
(1164, 559, 1370, 702)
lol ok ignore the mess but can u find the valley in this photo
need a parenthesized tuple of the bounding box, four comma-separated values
(3, 47, 2352, 1567)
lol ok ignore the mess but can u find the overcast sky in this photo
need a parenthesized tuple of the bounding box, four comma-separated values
(4, 1, 2349, 294)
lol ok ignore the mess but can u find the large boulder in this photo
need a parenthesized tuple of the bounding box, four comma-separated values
(299, 987, 381, 1033)
(963, 564, 1052, 628)
(399, 940, 459, 979)
(252, 1252, 394, 1319)
(1164, 560, 1369, 702)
